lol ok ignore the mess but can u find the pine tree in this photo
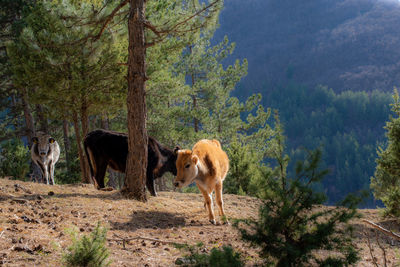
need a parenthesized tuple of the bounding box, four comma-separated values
(7, 1, 126, 182)
(63, 222, 111, 267)
(235, 116, 361, 266)
(371, 89, 400, 217)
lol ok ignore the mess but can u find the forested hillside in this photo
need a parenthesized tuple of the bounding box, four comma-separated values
(215, 0, 400, 95)
(212, 0, 400, 206)
(265, 83, 392, 205)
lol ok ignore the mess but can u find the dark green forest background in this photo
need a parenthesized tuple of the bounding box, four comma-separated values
(212, 0, 400, 206)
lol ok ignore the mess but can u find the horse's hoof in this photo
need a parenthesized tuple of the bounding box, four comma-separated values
(209, 219, 216, 225)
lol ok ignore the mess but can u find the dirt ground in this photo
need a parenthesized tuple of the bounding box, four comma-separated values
(0, 178, 399, 266)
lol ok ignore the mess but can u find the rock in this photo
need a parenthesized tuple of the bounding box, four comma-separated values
(13, 245, 33, 254)
(12, 198, 27, 204)
(175, 258, 192, 265)
(14, 184, 32, 194)
(20, 215, 38, 223)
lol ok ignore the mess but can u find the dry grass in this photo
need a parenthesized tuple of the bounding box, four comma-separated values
(0, 177, 399, 266)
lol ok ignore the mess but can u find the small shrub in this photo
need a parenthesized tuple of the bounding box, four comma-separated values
(224, 140, 266, 196)
(174, 242, 243, 267)
(63, 222, 110, 267)
(182, 184, 200, 194)
(0, 138, 30, 180)
(56, 139, 81, 184)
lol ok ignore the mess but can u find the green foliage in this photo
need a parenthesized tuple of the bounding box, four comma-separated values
(146, 17, 276, 154)
(7, 1, 126, 121)
(235, 127, 361, 266)
(56, 138, 81, 184)
(63, 222, 110, 267)
(224, 139, 266, 196)
(371, 89, 400, 217)
(174, 242, 243, 267)
(0, 138, 30, 180)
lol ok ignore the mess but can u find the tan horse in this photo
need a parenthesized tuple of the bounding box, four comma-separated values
(174, 139, 229, 225)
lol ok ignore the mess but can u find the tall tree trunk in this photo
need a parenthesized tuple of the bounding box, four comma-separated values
(72, 111, 90, 183)
(20, 87, 35, 146)
(101, 113, 109, 130)
(189, 46, 199, 132)
(35, 103, 49, 133)
(81, 97, 90, 136)
(80, 98, 91, 182)
(20, 87, 41, 182)
(192, 95, 199, 132)
(124, 0, 148, 202)
(62, 119, 72, 173)
(33, 87, 48, 133)
(101, 112, 119, 188)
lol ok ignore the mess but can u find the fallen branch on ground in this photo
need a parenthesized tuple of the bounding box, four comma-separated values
(108, 234, 186, 249)
(362, 219, 400, 241)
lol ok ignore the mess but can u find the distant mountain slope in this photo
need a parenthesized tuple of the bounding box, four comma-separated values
(215, 0, 400, 95)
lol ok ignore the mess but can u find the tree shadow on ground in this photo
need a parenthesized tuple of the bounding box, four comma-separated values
(0, 187, 125, 202)
(109, 210, 187, 232)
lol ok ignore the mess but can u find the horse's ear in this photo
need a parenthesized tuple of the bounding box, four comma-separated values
(174, 146, 180, 155)
(32, 137, 38, 144)
(191, 155, 199, 165)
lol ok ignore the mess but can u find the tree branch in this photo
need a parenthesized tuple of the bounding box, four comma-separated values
(144, 20, 161, 37)
(167, 0, 221, 33)
(93, 0, 129, 41)
(363, 219, 400, 241)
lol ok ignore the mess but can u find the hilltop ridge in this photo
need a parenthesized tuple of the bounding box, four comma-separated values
(215, 0, 400, 96)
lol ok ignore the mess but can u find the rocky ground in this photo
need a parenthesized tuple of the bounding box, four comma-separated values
(0, 178, 399, 266)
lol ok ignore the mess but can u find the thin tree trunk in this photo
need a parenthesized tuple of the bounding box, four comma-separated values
(9, 93, 22, 138)
(189, 46, 199, 133)
(20, 87, 41, 182)
(62, 119, 71, 173)
(124, 0, 148, 202)
(101, 112, 119, 188)
(192, 95, 199, 132)
(81, 97, 90, 137)
(101, 113, 109, 130)
(34, 94, 49, 133)
(20, 87, 35, 146)
(80, 98, 91, 182)
(72, 111, 89, 183)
